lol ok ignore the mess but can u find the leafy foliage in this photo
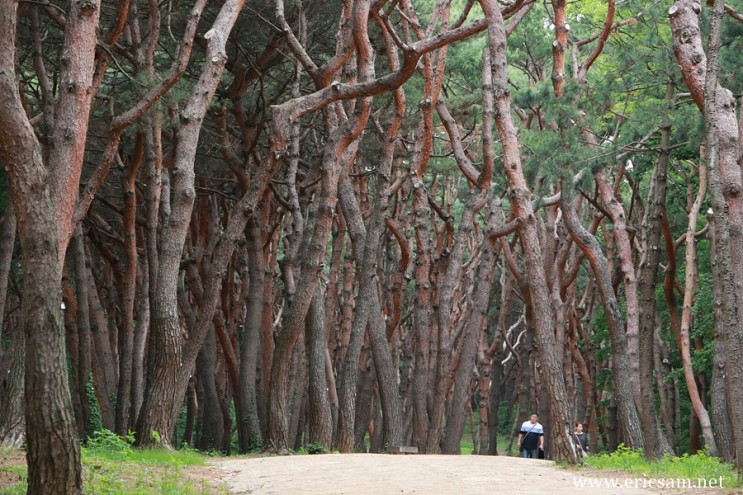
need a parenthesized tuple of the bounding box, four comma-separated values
(584, 445, 740, 488)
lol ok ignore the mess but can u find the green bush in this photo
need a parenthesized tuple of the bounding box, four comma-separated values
(584, 445, 740, 488)
(87, 430, 134, 453)
(306, 442, 327, 455)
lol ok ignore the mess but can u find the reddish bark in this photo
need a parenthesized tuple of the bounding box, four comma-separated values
(115, 134, 144, 435)
(670, 0, 743, 468)
(136, 0, 250, 447)
(49, 0, 102, 260)
(479, 0, 579, 463)
(0, 2, 83, 490)
(561, 199, 644, 450)
(678, 162, 717, 454)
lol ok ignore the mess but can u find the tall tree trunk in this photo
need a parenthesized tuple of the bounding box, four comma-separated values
(306, 288, 333, 449)
(287, 335, 307, 451)
(195, 327, 223, 451)
(0, 201, 15, 330)
(182, 380, 197, 447)
(335, 25, 406, 451)
(87, 262, 116, 430)
(367, 292, 404, 449)
(479, 0, 579, 463)
(63, 279, 83, 437)
(404, 12, 447, 450)
(0, 202, 18, 446)
(654, 321, 676, 446)
(596, 173, 640, 396)
(336, 166, 406, 452)
(135, 0, 247, 447)
(561, 199, 644, 449)
(437, 55, 499, 452)
(71, 227, 92, 437)
(237, 225, 263, 452)
(130, 251, 150, 430)
(636, 110, 674, 459)
(266, 123, 359, 452)
(115, 140, 143, 435)
(353, 357, 374, 453)
(48, 0, 101, 261)
(708, 216, 735, 461)
(442, 202, 501, 453)
(0, 5, 82, 491)
(677, 161, 717, 454)
(670, 0, 743, 468)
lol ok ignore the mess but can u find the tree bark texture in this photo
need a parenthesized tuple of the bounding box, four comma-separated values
(636, 115, 674, 459)
(305, 287, 333, 449)
(670, 0, 743, 467)
(0, 2, 82, 491)
(708, 215, 735, 461)
(561, 198, 644, 450)
(479, 0, 579, 464)
(136, 0, 248, 447)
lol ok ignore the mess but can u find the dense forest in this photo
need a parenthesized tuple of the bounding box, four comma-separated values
(1, 0, 743, 492)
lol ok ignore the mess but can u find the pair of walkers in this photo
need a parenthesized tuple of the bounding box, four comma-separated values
(517, 413, 589, 458)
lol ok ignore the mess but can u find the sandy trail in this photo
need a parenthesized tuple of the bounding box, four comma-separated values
(212, 453, 661, 495)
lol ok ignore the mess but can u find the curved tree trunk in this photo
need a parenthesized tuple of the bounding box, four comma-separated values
(479, 0, 580, 463)
(335, 22, 406, 451)
(670, 0, 743, 468)
(266, 117, 364, 452)
(561, 199, 644, 450)
(677, 161, 717, 455)
(442, 200, 502, 454)
(135, 0, 247, 447)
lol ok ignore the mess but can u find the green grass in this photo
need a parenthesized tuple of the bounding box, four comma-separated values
(0, 430, 229, 495)
(0, 466, 25, 495)
(583, 445, 740, 489)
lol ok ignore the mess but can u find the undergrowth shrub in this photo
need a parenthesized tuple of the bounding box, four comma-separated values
(1, 430, 228, 494)
(584, 444, 740, 488)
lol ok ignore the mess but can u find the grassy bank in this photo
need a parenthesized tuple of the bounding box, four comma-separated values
(0, 431, 228, 495)
(582, 445, 740, 490)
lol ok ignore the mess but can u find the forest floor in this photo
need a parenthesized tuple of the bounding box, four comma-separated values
(203, 453, 741, 495)
(1, 449, 739, 494)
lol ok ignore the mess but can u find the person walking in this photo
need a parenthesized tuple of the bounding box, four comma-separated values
(574, 423, 589, 458)
(517, 413, 544, 458)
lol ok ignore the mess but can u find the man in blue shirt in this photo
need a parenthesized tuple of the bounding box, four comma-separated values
(517, 413, 544, 458)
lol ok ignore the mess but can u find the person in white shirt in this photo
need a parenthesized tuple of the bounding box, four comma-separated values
(517, 413, 544, 458)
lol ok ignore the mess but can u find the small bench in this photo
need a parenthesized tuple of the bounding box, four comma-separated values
(389, 445, 419, 454)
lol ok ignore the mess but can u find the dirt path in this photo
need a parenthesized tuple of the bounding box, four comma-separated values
(210, 454, 665, 495)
